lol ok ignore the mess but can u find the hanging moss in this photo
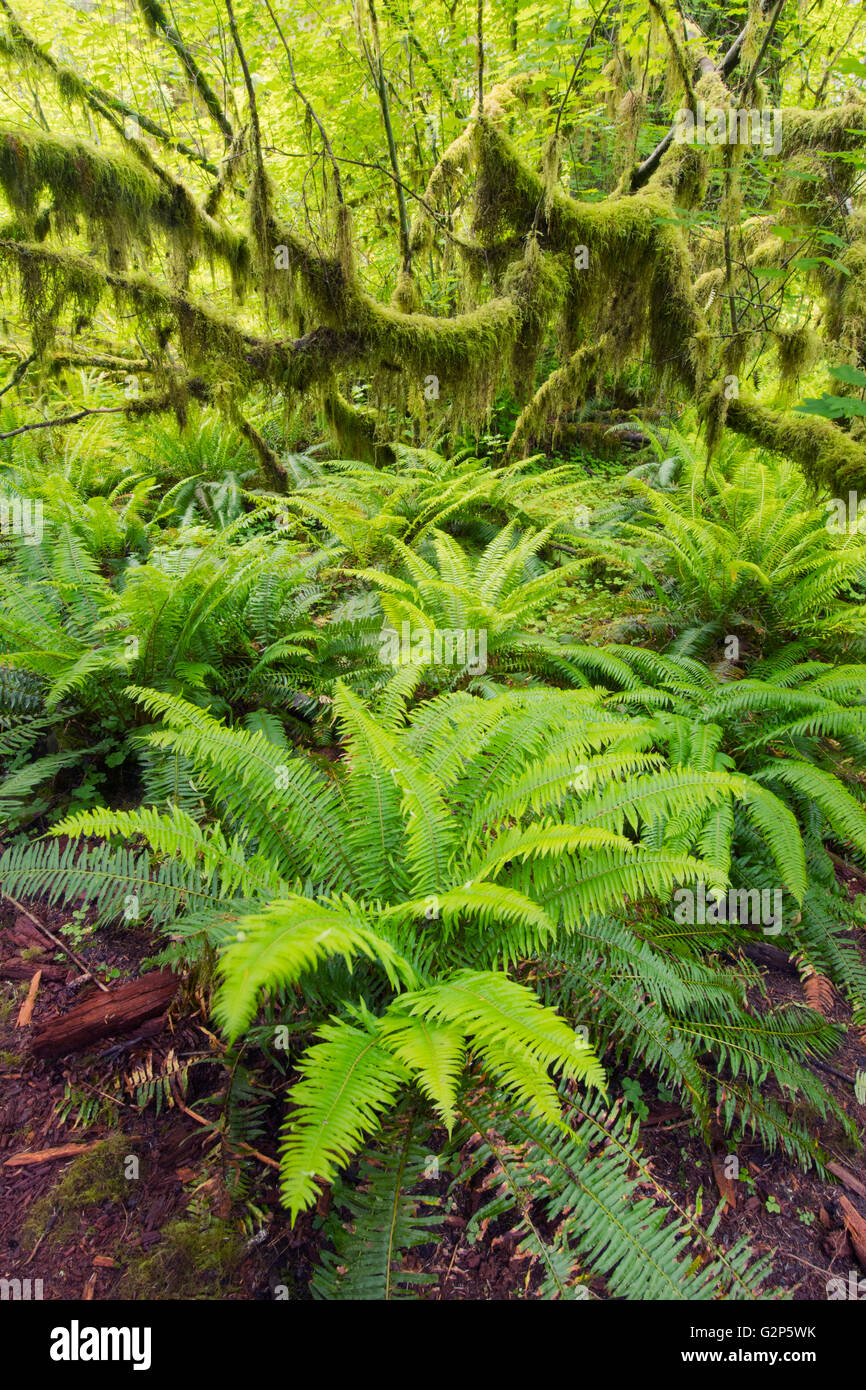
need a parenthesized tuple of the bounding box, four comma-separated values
(0, 127, 247, 286)
(824, 217, 866, 365)
(671, 143, 709, 208)
(649, 0, 696, 112)
(774, 324, 820, 388)
(407, 73, 536, 259)
(0, 236, 103, 353)
(390, 267, 420, 314)
(500, 235, 568, 396)
(323, 387, 396, 466)
(698, 377, 732, 459)
(470, 120, 703, 391)
(262, 202, 520, 426)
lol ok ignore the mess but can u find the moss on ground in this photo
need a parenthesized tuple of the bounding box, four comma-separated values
(119, 1213, 245, 1300)
(20, 1133, 136, 1248)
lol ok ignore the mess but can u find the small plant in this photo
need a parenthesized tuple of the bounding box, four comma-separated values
(60, 908, 95, 951)
(622, 1077, 650, 1122)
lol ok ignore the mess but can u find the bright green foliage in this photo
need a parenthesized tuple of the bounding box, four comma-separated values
(4, 664, 857, 1295)
(2, 0, 866, 1304)
(608, 435, 866, 656)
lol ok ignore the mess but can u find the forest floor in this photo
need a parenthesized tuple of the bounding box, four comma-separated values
(1, 867, 865, 1302)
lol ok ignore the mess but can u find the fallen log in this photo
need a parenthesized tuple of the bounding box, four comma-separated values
(737, 941, 799, 975)
(0, 958, 68, 983)
(30, 969, 179, 1060)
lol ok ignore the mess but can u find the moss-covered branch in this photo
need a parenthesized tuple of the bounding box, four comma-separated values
(504, 336, 609, 464)
(470, 120, 705, 390)
(0, 126, 247, 287)
(0, 239, 353, 396)
(726, 393, 866, 492)
(0, 0, 219, 177)
(135, 0, 234, 145)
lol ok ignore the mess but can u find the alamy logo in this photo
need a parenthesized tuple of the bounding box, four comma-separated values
(673, 101, 782, 156)
(0, 497, 43, 545)
(673, 882, 782, 934)
(49, 1321, 152, 1372)
(826, 491, 866, 535)
(0, 1276, 43, 1299)
(379, 622, 487, 675)
(826, 1269, 866, 1300)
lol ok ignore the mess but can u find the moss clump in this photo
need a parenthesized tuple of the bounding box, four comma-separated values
(119, 1213, 244, 1300)
(390, 268, 420, 314)
(780, 104, 866, 160)
(698, 378, 732, 458)
(671, 143, 709, 208)
(21, 1133, 135, 1248)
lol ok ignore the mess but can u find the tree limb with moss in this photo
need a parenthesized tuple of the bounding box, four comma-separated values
(0, 0, 862, 494)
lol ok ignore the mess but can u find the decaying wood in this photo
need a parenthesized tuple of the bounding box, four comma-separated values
(738, 941, 799, 975)
(16, 968, 41, 1027)
(4, 1141, 103, 1167)
(0, 958, 68, 983)
(828, 1162, 866, 1199)
(839, 1193, 866, 1270)
(30, 969, 179, 1059)
(8, 916, 48, 951)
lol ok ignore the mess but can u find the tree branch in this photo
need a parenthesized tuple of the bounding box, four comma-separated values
(136, 0, 234, 145)
(0, 0, 219, 176)
(626, 8, 759, 192)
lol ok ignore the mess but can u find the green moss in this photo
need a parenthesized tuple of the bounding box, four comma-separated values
(780, 104, 866, 159)
(774, 324, 820, 390)
(471, 120, 702, 391)
(0, 983, 16, 1024)
(824, 221, 866, 359)
(390, 267, 420, 314)
(119, 1212, 244, 1300)
(504, 337, 608, 463)
(0, 126, 246, 285)
(0, 237, 103, 353)
(265, 206, 519, 423)
(324, 389, 396, 466)
(727, 393, 866, 492)
(501, 236, 569, 395)
(21, 1134, 134, 1248)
